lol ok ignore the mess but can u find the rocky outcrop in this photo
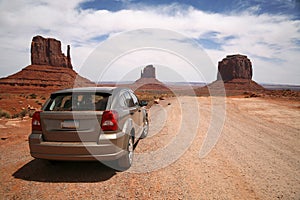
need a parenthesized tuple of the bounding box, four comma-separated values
(31, 35, 72, 68)
(141, 65, 156, 78)
(131, 65, 170, 92)
(217, 54, 252, 81)
(135, 65, 163, 85)
(195, 54, 265, 96)
(0, 65, 94, 94)
(0, 35, 94, 94)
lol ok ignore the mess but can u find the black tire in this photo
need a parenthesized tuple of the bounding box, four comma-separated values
(140, 118, 149, 139)
(117, 135, 134, 171)
(47, 159, 61, 165)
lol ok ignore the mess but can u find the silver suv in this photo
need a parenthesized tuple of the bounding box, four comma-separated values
(29, 87, 148, 170)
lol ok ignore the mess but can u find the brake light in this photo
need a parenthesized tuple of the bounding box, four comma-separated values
(32, 111, 42, 131)
(101, 110, 118, 131)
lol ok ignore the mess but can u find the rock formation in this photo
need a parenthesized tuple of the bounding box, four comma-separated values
(141, 65, 156, 78)
(131, 65, 170, 92)
(217, 54, 252, 82)
(31, 35, 72, 68)
(196, 54, 265, 96)
(0, 35, 94, 94)
(135, 65, 162, 85)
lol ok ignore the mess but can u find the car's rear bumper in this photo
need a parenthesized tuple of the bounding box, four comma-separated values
(29, 132, 128, 161)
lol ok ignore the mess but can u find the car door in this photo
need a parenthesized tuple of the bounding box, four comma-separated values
(129, 91, 144, 137)
(124, 91, 142, 137)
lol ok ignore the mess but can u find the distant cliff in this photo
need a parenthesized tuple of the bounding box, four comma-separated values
(132, 65, 171, 92)
(217, 54, 252, 82)
(140, 65, 156, 78)
(31, 35, 72, 68)
(0, 35, 94, 93)
(196, 54, 264, 96)
(135, 65, 162, 85)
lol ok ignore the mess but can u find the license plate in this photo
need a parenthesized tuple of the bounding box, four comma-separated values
(61, 120, 79, 129)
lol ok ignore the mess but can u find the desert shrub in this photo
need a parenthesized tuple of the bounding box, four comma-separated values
(11, 109, 29, 118)
(12, 113, 19, 118)
(35, 100, 43, 106)
(0, 109, 11, 118)
(29, 93, 37, 99)
(19, 109, 28, 118)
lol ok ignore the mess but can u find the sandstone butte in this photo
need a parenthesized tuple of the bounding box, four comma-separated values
(0, 36, 298, 116)
(217, 54, 253, 81)
(0, 35, 296, 99)
(132, 65, 170, 91)
(0, 35, 94, 94)
(195, 54, 266, 96)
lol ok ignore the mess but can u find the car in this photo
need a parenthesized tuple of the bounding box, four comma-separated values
(29, 87, 149, 170)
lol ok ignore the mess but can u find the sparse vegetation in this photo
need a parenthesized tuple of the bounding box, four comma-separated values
(29, 93, 37, 99)
(19, 109, 28, 118)
(35, 100, 43, 106)
(12, 109, 30, 118)
(12, 113, 19, 118)
(135, 91, 174, 108)
(136, 91, 174, 101)
(0, 109, 11, 118)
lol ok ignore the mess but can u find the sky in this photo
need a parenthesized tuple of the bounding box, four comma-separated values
(0, 0, 299, 84)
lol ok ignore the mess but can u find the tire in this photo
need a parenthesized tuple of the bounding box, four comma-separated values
(117, 135, 134, 171)
(140, 118, 149, 139)
(47, 159, 61, 165)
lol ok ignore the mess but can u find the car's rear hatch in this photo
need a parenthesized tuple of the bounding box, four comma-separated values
(40, 111, 102, 142)
(41, 92, 110, 142)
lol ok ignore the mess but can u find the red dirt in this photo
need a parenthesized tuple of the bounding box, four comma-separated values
(0, 96, 299, 199)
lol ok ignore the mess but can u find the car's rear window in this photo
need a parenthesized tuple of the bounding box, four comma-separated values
(45, 93, 110, 111)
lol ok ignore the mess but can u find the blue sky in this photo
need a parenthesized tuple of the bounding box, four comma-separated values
(81, 0, 300, 18)
(0, 0, 299, 84)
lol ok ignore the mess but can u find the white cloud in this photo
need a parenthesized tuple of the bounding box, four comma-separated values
(78, 29, 215, 83)
(0, 0, 299, 84)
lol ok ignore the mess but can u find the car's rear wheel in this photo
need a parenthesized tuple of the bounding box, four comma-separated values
(117, 135, 134, 171)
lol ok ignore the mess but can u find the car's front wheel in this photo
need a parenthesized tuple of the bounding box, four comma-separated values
(140, 118, 149, 139)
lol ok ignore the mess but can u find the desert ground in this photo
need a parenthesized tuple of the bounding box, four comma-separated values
(0, 96, 299, 199)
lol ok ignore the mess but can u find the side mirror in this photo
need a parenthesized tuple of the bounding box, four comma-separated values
(139, 100, 148, 107)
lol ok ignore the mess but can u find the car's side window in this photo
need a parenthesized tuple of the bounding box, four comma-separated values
(119, 94, 127, 108)
(130, 92, 139, 106)
(124, 92, 135, 107)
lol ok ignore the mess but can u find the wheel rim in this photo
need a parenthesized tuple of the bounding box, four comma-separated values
(128, 137, 133, 164)
(143, 120, 149, 134)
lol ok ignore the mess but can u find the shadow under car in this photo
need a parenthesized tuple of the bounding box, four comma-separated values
(13, 159, 117, 183)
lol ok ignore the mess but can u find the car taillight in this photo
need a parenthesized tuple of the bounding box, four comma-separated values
(101, 110, 118, 131)
(32, 111, 42, 131)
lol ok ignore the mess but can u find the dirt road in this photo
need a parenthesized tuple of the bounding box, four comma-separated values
(0, 96, 299, 199)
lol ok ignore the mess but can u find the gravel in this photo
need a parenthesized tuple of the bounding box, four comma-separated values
(0, 96, 299, 199)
